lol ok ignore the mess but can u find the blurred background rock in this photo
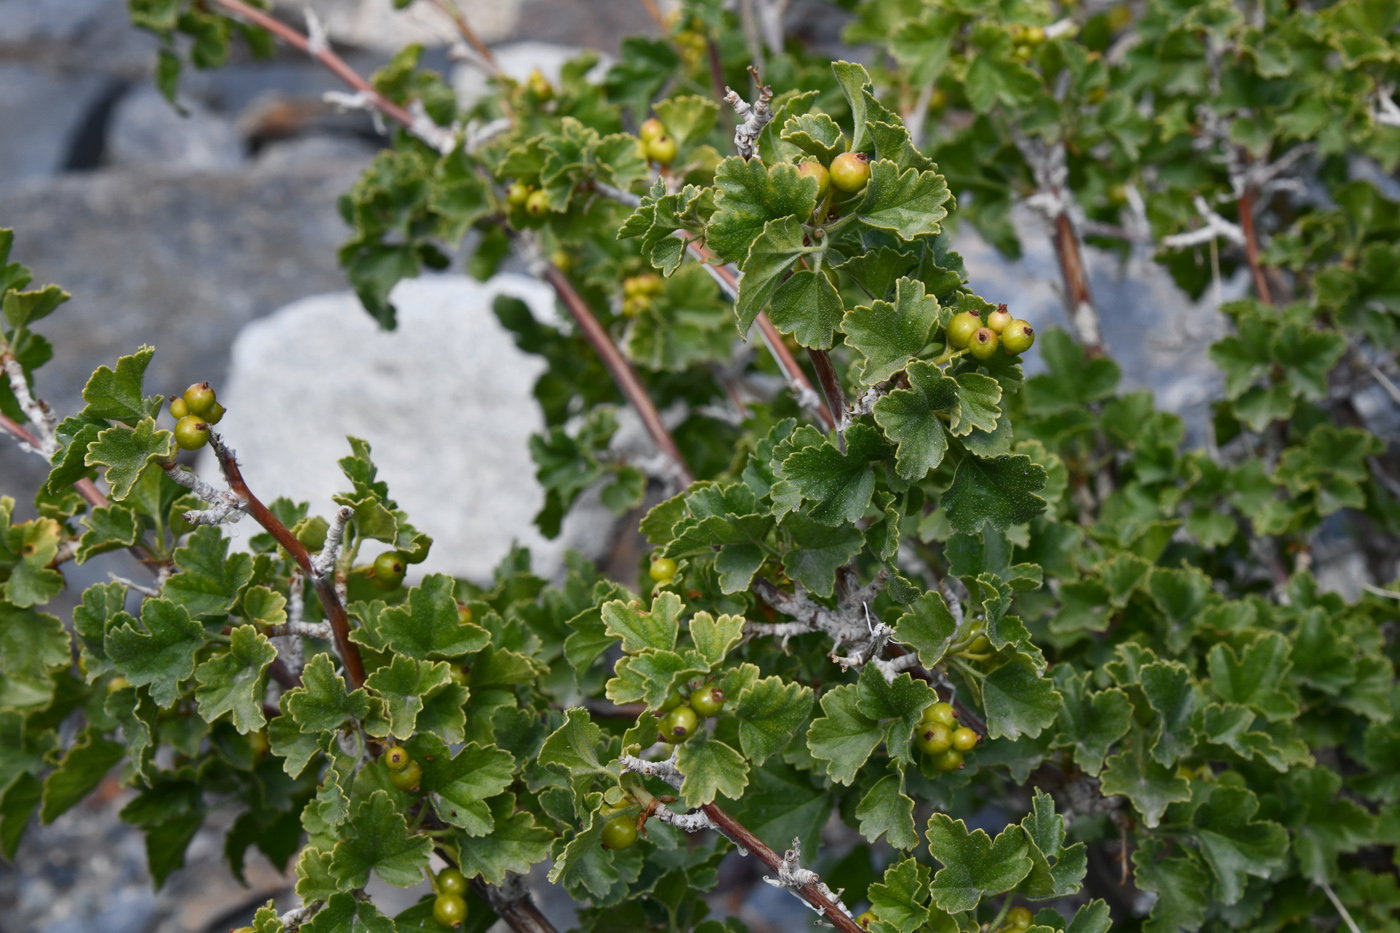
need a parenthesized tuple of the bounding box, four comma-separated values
(0, 1, 1381, 931)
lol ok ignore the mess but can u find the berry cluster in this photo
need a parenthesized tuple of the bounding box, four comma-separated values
(506, 179, 551, 219)
(169, 381, 225, 451)
(431, 867, 470, 929)
(945, 304, 1036, 360)
(654, 678, 725, 747)
(915, 701, 979, 772)
(621, 273, 664, 318)
(638, 117, 677, 166)
(383, 744, 421, 791)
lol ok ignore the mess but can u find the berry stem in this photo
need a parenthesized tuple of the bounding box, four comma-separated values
(206, 433, 368, 690)
(542, 263, 694, 486)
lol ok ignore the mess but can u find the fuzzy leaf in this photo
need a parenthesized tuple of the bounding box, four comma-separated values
(365, 655, 454, 740)
(782, 424, 889, 526)
(858, 161, 953, 241)
(80, 346, 159, 424)
(943, 454, 1047, 533)
(842, 277, 941, 386)
(676, 731, 749, 807)
(329, 790, 433, 888)
(1019, 790, 1087, 900)
(707, 158, 819, 263)
(105, 598, 203, 707)
(409, 735, 515, 836)
(868, 857, 937, 933)
(856, 770, 920, 849)
(1053, 668, 1131, 776)
(1100, 744, 1192, 828)
(981, 652, 1060, 741)
(857, 665, 939, 764)
(1133, 838, 1210, 933)
(780, 513, 865, 598)
(1207, 633, 1299, 722)
(894, 591, 959, 668)
(733, 675, 813, 766)
(84, 419, 174, 501)
(807, 682, 885, 784)
(302, 892, 395, 933)
(455, 794, 553, 884)
(40, 730, 125, 824)
(925, 814, 1033, 913)
(734, 216, 811, 334)
(602, 591, 682, 653)
(767, 268, 846, 349)
(194, 625, 276, 734)
(378, 574, 490, 660)
(873, 361, 958, 480)
(285, 653, 373, 733)
(1191, 785, 1288, 905)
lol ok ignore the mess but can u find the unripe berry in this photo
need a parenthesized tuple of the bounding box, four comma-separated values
(856, 911, 876, 929)
(550, 250, 572, 273)
(1005, 906, 1034, 931)
(986, 305, 1013, 333)
(527, 68, 553, 101)
(639, 117, 665, 142)
(690, 685, 724, 718)
(622, 295, 653, 318)
(248, 730, 270, 761)
(930, 87, 949, 110)
(525, 189, 550, 218)
(458, 604, 473, 625)
(1024, 25, 1046, 44)
(600, 814, 639, 850)
(951, 726, 980, 752)
(829, 151, 871, 194)
(797, 160, 830, 200)
(649, 556, 677, 583)
(174, 415, 210, 451)
(921, 701, 957, 727)
(1002, 320, 1035, 355)
(183, 381, 216, 417)
(389, 759, 423, 791)
(968, 327, 1000, 360)
(432, 892, 467, 928)
(506, 181, 531, 206)
(932, 747, 964, 772)
(657, 687, 684, 714)
(437, 867, 468, 896)
(636, 273, 663, 295)
(646, 134, 677, 165)
(945, 311, 982, 350)
(384, 746, 411, 771)
(372, 551, 408, 590)
(916, 723, 952, 755)
(168, 395, 189, 419)
(205, 401, 226, 425)
(659, 706, 699, 743)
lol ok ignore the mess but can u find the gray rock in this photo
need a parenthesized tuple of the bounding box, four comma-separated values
(272, 0, 520, 53)
(254, 132, 380, 170)
(0, 0, 114, 43)
(0, 64, 110, 184)
(193, 275, 616, 583)
(106, 85, 245, 172)
(0, 0, 158, 74)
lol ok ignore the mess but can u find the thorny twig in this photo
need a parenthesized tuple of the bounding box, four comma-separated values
(1, 350, 57, 458)
(163, 463, 247, 526)
(310, 505, 353, 579)
(749, 572, 896, 671)
(723, 66, 774, 159)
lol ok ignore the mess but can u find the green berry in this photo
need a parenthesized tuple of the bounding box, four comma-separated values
(174, 415, 210, 451)
(372, 551, 408, 590)
(932, 747, 964, 772)
(600, 814, 639, 850)
(657, 687, 684, 714)
(639, 117, 665, 142)
(204, 401, 226, 425)
(506, 181, 531, 207)
(458, 604, 473, 625)
(183, 382, 216, 417)
(168, 395, 189, 419)
(968, 327, 1000, 360)
(921, 701, 957, 727)
(689, 685, 725, 718)
(856, 911, 876, 929)
(659, 706, 699, 743)
(389, 759, 423, 791)
(829, 151, 871, 194)
(798, 160, 830, 200)
(945, 311, 981, 350)
(649, 557, 678, 584)
(437, 867, 468, 896)
(1004, 906, 1034, 931)
(951, 726, 980, 752)
(527, 68, 553, 101)
(525, 189, 550, 218)
(646, 134, 677, 165)
(1002, 319, 1035, 355)
(622, 295, 653, 318)
(986, 306, 1013, 333)
(248, 730, 270, 761)
(916, 723, 952, 755)
(384, 746, 410, 771)
(432, 892, 467, 928)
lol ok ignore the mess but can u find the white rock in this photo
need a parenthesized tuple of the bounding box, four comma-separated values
(196, 274, 615, 584)
(453, 41, 609, 111)
(276, 0, 520, 54)
(107, 86, 244, 172)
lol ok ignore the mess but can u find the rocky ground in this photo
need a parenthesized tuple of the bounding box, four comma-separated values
(0, 1, 1386, 931)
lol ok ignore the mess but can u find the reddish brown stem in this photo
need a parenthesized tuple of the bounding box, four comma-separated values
(705, 38, 728, 106)
(428, 0, 499, 71)
(700, 803, 868, 933)
(639, 0, 668, 30)
(1239, 186, 1273, 307)
(207, 435, 367, 690)
(808, 349, 848, 449)
(208, 0, 416, 129)
(542, 264, 694, 486)
(1053, 212, 1104, 356)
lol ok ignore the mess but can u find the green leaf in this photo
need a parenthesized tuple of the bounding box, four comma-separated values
(539, 708, 610, 779)
(1134, 839, 1211, 933)
(782, 424, 888, 526)
(894, 591, 958, 668)
(365, 655, 454, 739)
(75, 504, 140, 564)
(726, 760, 828, 857)
(2, 284, 67, 330)
(652, 95, 720, 149)
(856, 769, 920, 849)
(378, 574, 490, 660)
(767, 268, 846, 349)
(84, 419, 174, 501)
(410, 735, 515, 835)
(40, 730, 125, 823)
(948, 373, 1002, 437)
(857, 665, 938, 764)
(194, 624, 276, 734)
(161, 525, 256, 618)
(780, 513, 865, 598)
(1140, 659, 1199, 767)
(1052, 668, 1131, 776)
(858, 161, 953, 241)
(303, 891, 396, 933)
(1019, 790, 1087, 900)
(105, 598, 203, 707)
(285, 653, 373, 732)
(329, 789, 433, 888)
(807, 682, 885, 785)
(842, 277, 941, 386)
(707, 158, 819, 264)
(831, 60, 873, 152)
(602, 591, 682, 653)
(456, 794, 553, 884)
(690, 611, 745, 667)
(676, 731, 749, 807)
(0, 600, 69, 700)
(873, 361, 958, 480)
(1278, 767, 1374, 883)
(1100, 743, 1191, 829)
(925, 813, 1033, 913)
(80, 346, 158, 424)
(964, 54, 1039, 112)
(943, 454, 1047, 533)
(1200, 702, 1312, 772)
(781, 112, 846, 164)
(734, 675, 813, 766)
(734, 215, 811, 334)
(981, 652, 1060, 741)
(1191, 785, 1287, 905)
(868, 857, 935, 933)
(104, 685, 158, 783)
(1207, 633, 1299, 722)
